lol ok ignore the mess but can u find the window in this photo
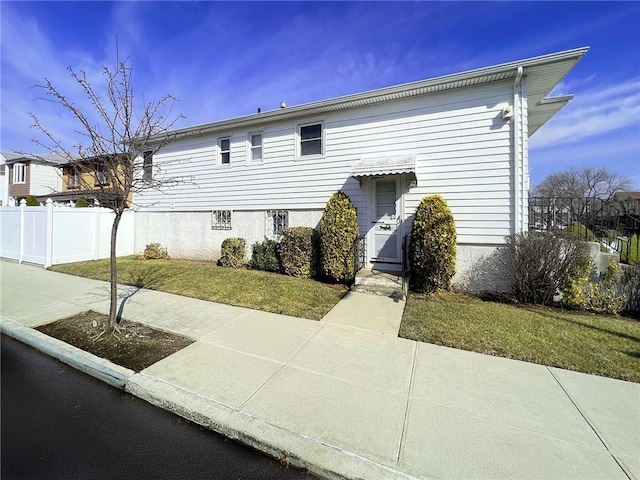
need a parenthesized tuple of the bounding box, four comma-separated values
(69, 166, 79, 188)
(248, 132, 263, 163)
(13, 163, 26, 184)
(96, 164, 110, 185)
(266, 210, 288, 238)
(143, 151, 153, 181)
(211, 210, 232, 230)
(0, 164, 5, 175)
(299, 122, 323, 156)
(219, 137, 230, 165)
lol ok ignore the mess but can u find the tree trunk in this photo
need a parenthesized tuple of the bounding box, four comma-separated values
(108, 212, 123, 328)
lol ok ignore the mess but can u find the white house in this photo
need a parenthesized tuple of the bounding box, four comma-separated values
(133, 47, 588, 287)
(0, 153, 64, 206)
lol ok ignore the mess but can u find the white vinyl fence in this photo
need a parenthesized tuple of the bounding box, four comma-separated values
(0, 199, 134, 267)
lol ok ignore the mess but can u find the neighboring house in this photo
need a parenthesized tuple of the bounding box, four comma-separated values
(1, 153, 64, 206)
(44, 156, 133, 207)
(0, 154, 8, 207)
(133, 47, 588, 288)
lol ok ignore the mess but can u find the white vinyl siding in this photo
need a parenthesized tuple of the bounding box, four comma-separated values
(136, 80, 518, 244)
(30, 162, 62, 194)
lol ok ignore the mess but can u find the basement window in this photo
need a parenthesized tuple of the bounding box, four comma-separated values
(212, 210, 232, 230)
(266, 210, 288, 238)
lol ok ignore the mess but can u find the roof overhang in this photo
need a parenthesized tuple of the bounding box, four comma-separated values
(350, 155, 417, 183)
(149, 47, 588, 144)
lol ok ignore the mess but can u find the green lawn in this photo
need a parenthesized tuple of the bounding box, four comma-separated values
(400, 291, 640, 383)
(50, 257, 346, 320)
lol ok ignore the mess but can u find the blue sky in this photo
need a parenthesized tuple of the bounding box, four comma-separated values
(1, 1, 639, 189)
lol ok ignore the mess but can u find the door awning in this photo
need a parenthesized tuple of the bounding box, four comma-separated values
(350, 155, 417, 182)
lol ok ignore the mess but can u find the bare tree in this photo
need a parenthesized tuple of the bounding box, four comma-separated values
(27, 53, 184, 329)
(532, 167, 631, 201)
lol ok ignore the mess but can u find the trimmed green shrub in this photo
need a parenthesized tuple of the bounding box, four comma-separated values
(319, 191, 359, 283)
(219, 237, 246, 268)
(586, 261, 626, 314)
(143, 243, 170, 260)
(25, 195, 39, 206)
(249, 239, 281, 273)
(505, 231, 591, 305)
(280, 227, 318, 278)
(622, 266, 640, 315)
(75, 197, 89, 208)
(409, 195, 457, 293)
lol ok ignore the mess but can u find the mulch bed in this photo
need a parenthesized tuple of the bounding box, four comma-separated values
(37, 311, 193, 372)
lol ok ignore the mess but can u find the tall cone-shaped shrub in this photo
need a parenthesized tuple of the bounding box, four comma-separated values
(320, 191, 359, 283)
(409, 195, 457, 293)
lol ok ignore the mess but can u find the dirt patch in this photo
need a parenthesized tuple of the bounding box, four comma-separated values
(37, 311, 193, 372)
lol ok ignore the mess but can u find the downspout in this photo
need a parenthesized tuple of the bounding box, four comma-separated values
(513, 66, 523, 234)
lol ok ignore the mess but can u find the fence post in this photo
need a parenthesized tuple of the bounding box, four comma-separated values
(18, 199, 26, 264)
(44, 198, 54, 268)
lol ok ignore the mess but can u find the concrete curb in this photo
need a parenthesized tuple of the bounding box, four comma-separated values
(0, 317, 135, 389)
(127, 373, 418, 480)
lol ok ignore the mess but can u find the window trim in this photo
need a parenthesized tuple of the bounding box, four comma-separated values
(95, 164, 110, 186)
(297, 120, 325, 160)
(68, 166, 80, 188)
(13, 163, 26, 184)
(247, 131, 264, 165)
(143, 151, 153, 181)
(218, 136, 231, 167)
(211, 210, 232, 230)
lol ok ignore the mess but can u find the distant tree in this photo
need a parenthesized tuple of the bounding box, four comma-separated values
(27, 51, 185, 331)
(532, 167, 631, 201)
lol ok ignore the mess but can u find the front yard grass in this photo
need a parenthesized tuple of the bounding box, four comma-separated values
(400, 291, 640, 383)
(50, 257, 346, 320)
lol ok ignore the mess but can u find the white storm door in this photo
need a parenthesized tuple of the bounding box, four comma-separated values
(371, 178, 401, 263)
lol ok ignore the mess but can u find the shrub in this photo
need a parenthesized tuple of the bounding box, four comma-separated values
(622, 266, 640, 315)
(505, 231, 591, 305)
(219, 237, 246, 268)
(319, 191, 359, 283)
(143, 243, 170, 260)
(409, 195, 457, 293)
(249, 239, 281, 273)
(280, 227, 318, 278)
(586, 261, 626, 314)
(75, 197, 89, 208)
(25, 195, 39, 206)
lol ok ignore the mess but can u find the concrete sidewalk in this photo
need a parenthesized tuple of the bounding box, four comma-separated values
(1, 261, 638, 480)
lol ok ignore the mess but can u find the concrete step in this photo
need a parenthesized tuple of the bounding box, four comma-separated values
(351, 284, 405, 301)
(354, 268, 403, 289)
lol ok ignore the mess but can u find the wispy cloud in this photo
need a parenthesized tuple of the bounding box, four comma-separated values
(530, 78, 640, 150)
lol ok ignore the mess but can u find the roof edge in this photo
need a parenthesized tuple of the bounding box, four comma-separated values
(152, 47, 589, 143)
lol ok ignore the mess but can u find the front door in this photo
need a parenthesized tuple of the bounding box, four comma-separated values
(370, 177, 402, 267)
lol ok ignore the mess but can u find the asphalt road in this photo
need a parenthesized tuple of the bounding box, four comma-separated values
(1, 334, 315, 480)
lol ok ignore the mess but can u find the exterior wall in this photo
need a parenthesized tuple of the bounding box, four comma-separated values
(135, 80, 517, 248)
(0, 161, 8, 206)
(29, 162, 62, 196)
(134, 209, 323, 260)
(8, 162, 30, 198)
(451, 244, 511, 293)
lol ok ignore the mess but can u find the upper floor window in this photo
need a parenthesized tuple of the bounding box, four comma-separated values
(13, 163, 26, 184)
(96, 164, 110, 185)
(69, 166, 80, 188)
(299, 122, 323, 157)
(219, 137, 231, 165)
(143, 151, 153, 181)
(248, 132, 263, 163)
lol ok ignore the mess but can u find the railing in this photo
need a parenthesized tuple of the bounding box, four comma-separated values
(528, 196, 640, 265)
(401, 235, 409, 293)
(354, 235, 366, 272)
